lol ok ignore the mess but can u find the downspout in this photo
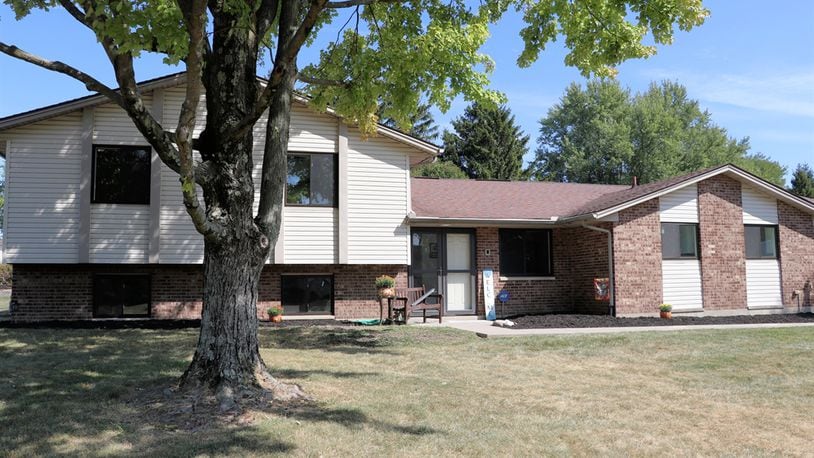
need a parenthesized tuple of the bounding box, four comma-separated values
(581, 224, 616, 317)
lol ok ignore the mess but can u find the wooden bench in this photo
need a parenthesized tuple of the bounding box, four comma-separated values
(391, 287, 444, 324)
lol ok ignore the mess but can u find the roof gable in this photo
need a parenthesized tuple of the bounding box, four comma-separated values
(0, 72, 441, 156)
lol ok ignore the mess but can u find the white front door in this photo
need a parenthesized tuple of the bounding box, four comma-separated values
(445, 233, 474, 313)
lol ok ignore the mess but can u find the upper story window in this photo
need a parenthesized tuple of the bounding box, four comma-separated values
(499, 229, 553, 276)
(286, 152, 337, 207)
(661, 223, 699, 259)
(92, 145, 151, 204)
(745, 225, 779, 259)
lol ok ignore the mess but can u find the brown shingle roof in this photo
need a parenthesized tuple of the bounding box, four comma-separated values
(411, 164, 814, 222)
(565, 164, 726, 217)
(410, 178, 627, 220)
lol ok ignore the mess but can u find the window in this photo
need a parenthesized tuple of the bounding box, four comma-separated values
(286, 153, 337, 206)
(281, 275, 333, 315)
(745, 225, 778, 259)
(92, 145, 151, 204)
(499, 229, 553, 276)
(93, 274, 151, 318)
(661, 223, 699, 259)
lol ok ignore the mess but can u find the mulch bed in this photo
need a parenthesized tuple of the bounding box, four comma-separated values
(508, 313, 814, 329)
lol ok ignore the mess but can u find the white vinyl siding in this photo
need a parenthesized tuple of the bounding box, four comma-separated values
(157, 87, 206, 263)
(346, 128, 410, 264)
(659, 185, 702, 310)
(661, 260, 703, 311)
(3, 83, 421, 265)
(742, 186, 778, 224)
(159, 162, 204, 263)
(745, 259, 783, 308)
(283, 207, 338, 263)
(742, 186, 782, 308)
(289, 104, 337, 153)
(659, 184, 698, 223)
(93, 97, 152, 144)
(4, 113, 83, 263)
(89, 204, 149, 263)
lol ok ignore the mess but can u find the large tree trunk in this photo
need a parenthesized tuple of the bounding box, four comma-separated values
(174, 4, 304, 405)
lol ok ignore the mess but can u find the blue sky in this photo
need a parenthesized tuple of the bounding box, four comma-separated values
(1, 0, 812, 183)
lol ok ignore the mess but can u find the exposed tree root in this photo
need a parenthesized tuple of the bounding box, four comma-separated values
(129, 369, 310, 432)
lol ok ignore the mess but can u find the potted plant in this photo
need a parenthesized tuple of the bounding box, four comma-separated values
(268, 305, 284, 323)
(375, 275, 396, 298)
(659, 303, 673, 319)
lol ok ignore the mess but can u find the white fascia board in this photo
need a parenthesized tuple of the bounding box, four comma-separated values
(407, 216, 559, 228)
(0, 74, 187, 132)
(586, 166, 814, 221)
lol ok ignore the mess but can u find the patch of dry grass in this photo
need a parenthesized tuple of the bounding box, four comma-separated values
(1, 325, 812, 456)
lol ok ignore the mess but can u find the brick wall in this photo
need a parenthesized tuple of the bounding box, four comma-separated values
(778, 201, 814, 306)
(612, 200, 662, 314)
(564, 225, 613, 314)
(10, 264, 407, 321)
(697, 175, 747, 310)
(473, 227, 609, 317)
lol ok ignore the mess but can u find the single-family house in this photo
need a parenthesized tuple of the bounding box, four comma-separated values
(1, 74, 812, 321)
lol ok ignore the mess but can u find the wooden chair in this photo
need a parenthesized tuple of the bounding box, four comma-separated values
(391, 287, 444, 324)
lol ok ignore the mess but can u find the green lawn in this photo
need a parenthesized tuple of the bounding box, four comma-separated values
(1, 325, 813, 456)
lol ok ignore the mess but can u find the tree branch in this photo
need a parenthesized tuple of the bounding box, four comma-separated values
(228, 0, 328, 140)
(0, 42, 123, 106)
(256, 0, 280, 39)
(325, 0, 402, 8)
(175, 0, 225, 240)
(297, 74, 351, 87)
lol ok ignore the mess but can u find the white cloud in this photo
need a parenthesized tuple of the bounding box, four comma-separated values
(641, 67, 814, 118)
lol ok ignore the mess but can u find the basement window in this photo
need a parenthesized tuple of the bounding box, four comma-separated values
(93, 274, 151, 318)
(286, 153, 337, 206)
(661, 223, 699, 259)
(92, 145, 151, 204)
(281, 275, 333, 315)
(745, 225, 779, 259)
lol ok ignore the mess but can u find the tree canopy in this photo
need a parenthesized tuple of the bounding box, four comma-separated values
(790, 164, 814, 198)
(379, 102, 440, 142)
(411, 160, 467, 179)
(442, 102, 529, 180)
(528, 80, 787, 186)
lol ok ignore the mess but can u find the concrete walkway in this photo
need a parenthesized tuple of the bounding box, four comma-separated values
(442, 319, 814, 338)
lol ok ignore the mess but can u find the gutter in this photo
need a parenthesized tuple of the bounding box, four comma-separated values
(581, 223, 616, 317)
(407, 213, 559, 228)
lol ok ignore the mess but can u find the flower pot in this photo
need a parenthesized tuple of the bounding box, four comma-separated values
(377, 287, 395, 298)
(270, 314, 283, 323)
(660, 311, 672, 319)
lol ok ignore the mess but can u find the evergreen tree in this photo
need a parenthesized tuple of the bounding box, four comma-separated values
(379, 103, 440, 142)
(443, 103, 529, 180)
(790, 163, 814, 197)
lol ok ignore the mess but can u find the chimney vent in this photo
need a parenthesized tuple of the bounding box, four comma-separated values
(632, 176, 639, 188)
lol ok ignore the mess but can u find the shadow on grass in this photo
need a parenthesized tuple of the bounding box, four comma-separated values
(279, 404, 441, 436)
(0, 327, 436, 456)
(261, 326, 399, 355)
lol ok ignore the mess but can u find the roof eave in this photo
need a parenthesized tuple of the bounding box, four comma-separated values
(407, 215, 560, 228)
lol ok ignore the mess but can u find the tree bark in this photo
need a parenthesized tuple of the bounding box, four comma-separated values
(174, 4, 306, 405)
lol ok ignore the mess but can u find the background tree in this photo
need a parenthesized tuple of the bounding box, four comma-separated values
(0, 0, 708, 407)
(443, 103, 529, 180)
(790, 163, 814, 198)
(529, 79, 786, 185)
(379, 103, 439, 143)
(411, 160, 467, 179)
(530, 81, 632, 183)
